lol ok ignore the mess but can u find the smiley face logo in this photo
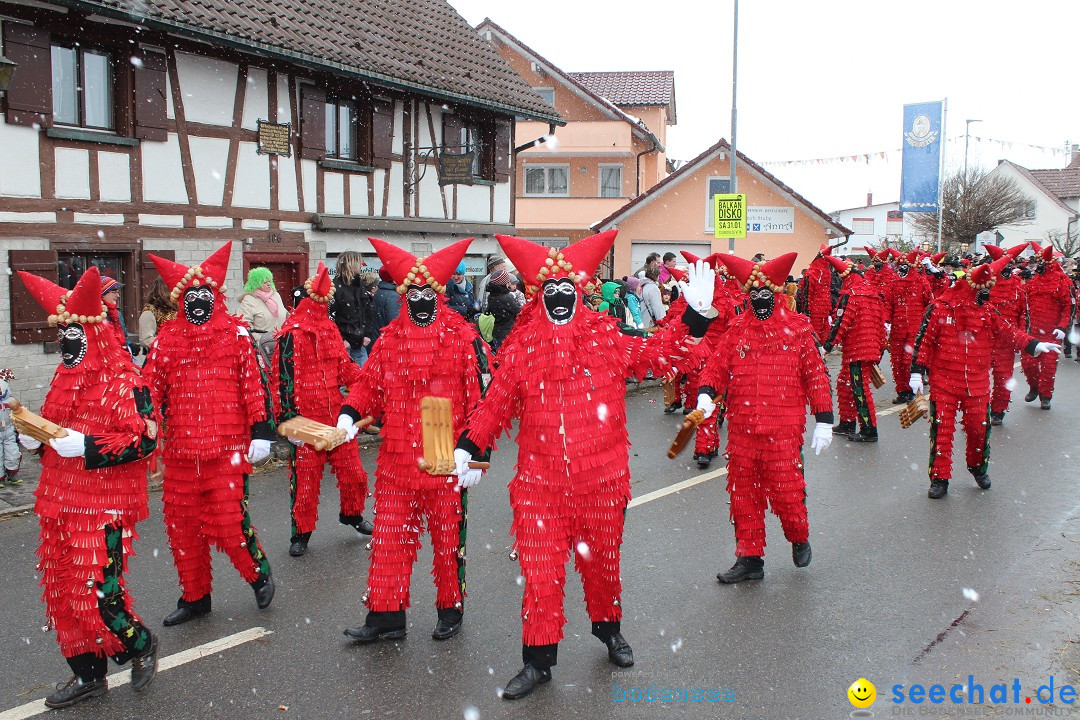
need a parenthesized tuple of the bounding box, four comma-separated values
(848, 678, 876, 709)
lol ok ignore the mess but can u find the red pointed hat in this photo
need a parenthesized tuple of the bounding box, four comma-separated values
(904, 250, 920, 264)
(864, 247, 877, 260)
(369, 237, 473, 294)
(680, 250, 727, 278)
(150, 241, 232, 301)
(304, 261, 334, 303)
(496, 229, 616, 291)
(826, 254, 853, 277)
(931, 252, 947, 264)
(887, 248, 903, 261)
(680, 250, 702, 264)
(668, 266, 688, 283)
(983, 244, 1004, 261)
(990, 254, 1013, 278)
(1035, 242, 1054, 262)
(965, 262, 996, 290)
(716, 252, 797, 292)
(17, 265, 107, 325)
(819, 243, 836, 257)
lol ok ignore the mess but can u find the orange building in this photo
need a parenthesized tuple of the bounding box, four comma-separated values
(477, 19, 673, 272)
(594, 140, 851, 277)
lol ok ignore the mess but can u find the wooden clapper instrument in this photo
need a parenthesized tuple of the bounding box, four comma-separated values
(8, 399, 68, 443)
(277, 415, 374, 451)
(667, 408, 705, 459)
(418, 396, 489, 475)
(899, 393, 930, 429)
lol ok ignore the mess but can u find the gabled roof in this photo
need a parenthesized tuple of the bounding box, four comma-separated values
(593, 139, 851, 237)
(475, 18, 662, 150)
(1029, 168, 1080, 199)
(569, 71, 676, 124)
(49, 0, 560, 123)
(997, 161, 1078, 215)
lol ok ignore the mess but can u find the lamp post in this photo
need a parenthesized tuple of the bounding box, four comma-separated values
(963, 119, 981, 189)
(0, 53, 17, 93)
(922, 241, 931, 253)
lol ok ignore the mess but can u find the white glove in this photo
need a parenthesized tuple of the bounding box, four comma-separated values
(1034, 342, 1063, 356)
(884, 323, 892, 335)
(19, 434, 42, 451)
(678, 259, 717, 316)
(336, 414, 359, 441)
(696, 393, 717, 419)
(810, 422, 832, 456)
(1052, 328, 1066, 340)
(48, 430, 86, 458)
(454, 448, 481, 489)
(247, 439, 272, 464)
(909, 373, 924, 396)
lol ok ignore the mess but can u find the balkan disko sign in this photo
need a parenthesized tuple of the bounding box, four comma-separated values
(713, 193, 747, 239)
(747, 206, 794, 233)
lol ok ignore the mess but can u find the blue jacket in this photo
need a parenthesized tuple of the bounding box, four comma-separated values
(446, 279, 479, 320)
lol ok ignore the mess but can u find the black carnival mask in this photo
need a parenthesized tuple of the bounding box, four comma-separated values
(872, 261, 883, 270)
(406, 285, 438, 327)
(542, 278, 577, 325)
(748, 287, 775, 321)
(975, 288, 991, 306)
(1001, 266, 1013, 279)
(897, 263, 910, 278)
(183, 286, 215, 325)
(59, 323, 87, 368)
(1036, 263, 1048, 275)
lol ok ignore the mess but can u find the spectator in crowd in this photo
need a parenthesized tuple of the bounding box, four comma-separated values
(639, 265, 667, 330)
(238, 267, 288, 365)
(637, 252, 661, 278)
(624, 277, 644, 328)
(658, 252, 678, 284)
(486, 269, 521, 353)
(138, 276, 177, 352)
(369, 267, 401, 345)
(476, 256, 507, 313)
(331, 251, 372, 366)
(99, 276, 133, 360)
(510, 274, 526, 308)
(446, 261, 480, 320)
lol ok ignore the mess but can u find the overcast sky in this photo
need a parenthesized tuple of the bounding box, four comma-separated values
(449, 0, 1078, 212)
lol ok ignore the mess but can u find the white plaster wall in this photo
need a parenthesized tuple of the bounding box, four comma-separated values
(387, 164, 404, 217)
(493, 181, 511, 224)
(97, 152, 131, 203)
(349, 174, 369, 216)
(0, 237, 58, 411)
(417, 170, 444, 220)
(324, 172, 344, 215)
(301, 160, 317, 213)
(231, 142, 270, 209)
(277, 75, 292, 125)
(417, 103, 436, 149)
(242, 67, 268, 131)
(373, 170, 386, 216)
(165, 66, 175, 119)
(0, 122, 42, 197)
(277, 156, 299, 212)
(175, 52, 238, 127)
(188, 136, 230, 206)
(391, 100, 403, 155)
(456, 184, 490, 222)
(142, 134, 189, 203)
(54, 147, 91, 199)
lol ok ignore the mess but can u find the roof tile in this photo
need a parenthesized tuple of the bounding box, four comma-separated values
(569, 71, 674, 114)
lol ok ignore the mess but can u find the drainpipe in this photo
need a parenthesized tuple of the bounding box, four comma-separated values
(636, 132, 660, 196)
(514, 123, 557, 154)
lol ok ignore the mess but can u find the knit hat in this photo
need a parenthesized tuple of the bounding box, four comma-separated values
(489, 269, 512, 287)
(100, 276, 124, 295)
(455, 260, 467, 275)
(625, 277, 641, 292)
(378, 267, 393, 283)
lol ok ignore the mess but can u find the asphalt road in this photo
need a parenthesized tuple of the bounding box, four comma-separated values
(2, 355, 1080, 720)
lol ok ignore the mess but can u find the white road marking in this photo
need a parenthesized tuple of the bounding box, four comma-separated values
(0, 626, 273, 720)
(877, 360, 1023, 418)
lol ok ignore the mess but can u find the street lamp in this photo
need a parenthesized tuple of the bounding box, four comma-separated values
(960, 241, 970, 254)
(963, 119, 982, 186)
(0, 53, 17, 93)
(921, 241, 931, 252)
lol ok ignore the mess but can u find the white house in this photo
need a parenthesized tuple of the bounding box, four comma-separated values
(976, 156, 1080, 254)
(830, 195, 927, 258)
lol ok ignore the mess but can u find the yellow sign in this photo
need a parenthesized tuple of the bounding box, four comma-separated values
(714, 193, 746, 239)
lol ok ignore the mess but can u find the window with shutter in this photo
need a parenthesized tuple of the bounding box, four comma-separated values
(371, 97, 395, 169)
(493, 120, 511, 182)
(300, 85, 327, 160)
(9, 250, 59, 344)
(3, 23, 52, 127)
(133, 50, 167, 141)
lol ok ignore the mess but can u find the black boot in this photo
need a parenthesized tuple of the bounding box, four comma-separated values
(973, 472, 991, 490)
(163, 594, 211, 626)
(252, 574, 275, 610)
(849, 426, 878, 443)
(1024, 386, 1039, 402)
(1040, 396, 1052, 410)
(432, 607, 463, 640)
(717, 556, 764, 583)
(927, 479, 949, 499)
(131, 633, 159, 692)
(592, 621, 634, 667)
(892, 391, 914, 405)
(289, 532, 311, 557)
(693, 452, 712, 469)
(663, 400, 682, 414)
(344, 610, 407, 642)
(832, 420, 856, 438)
(340, 513, 374, 535)
(46, 654, 107, 709)
(502, 644, 556, 700)
(989, 411, 1004, 426)
(792, 541, 812, 567)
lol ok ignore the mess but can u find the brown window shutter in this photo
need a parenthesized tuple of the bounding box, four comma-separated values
(9, 249, 58, 344)
(133, 50, 168, 141)
(139, 249, 174, 298)
(493, 120, 512, 182)
(3, 24, 52, 128)
(300, 85, 326, 160)
(371, 97, 394, 169)
(442, 110, 464, 154)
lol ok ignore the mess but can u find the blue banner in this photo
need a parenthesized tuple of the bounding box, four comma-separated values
(900, 101, 943, 212)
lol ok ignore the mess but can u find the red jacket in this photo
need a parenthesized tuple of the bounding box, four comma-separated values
(806, 256, 832, 314)
(1024, 269, 1072, 333)
(988, 274, 1025, 327)
(825, 276, 887, 363)
(865, 265, 898, 292)
(886, 271, 933, 338)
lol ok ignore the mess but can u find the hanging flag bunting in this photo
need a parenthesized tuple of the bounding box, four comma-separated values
(900, 101, 944, 212)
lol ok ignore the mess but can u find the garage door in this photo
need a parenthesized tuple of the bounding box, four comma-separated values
(629, 241, 712, 277)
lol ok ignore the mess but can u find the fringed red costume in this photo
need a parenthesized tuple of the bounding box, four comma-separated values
(984, 244, 1028, 420)
(806, 243, 835, 340)
(910, 257, 1046, 497)
(884, 251, 933, 399)
(698, 253, 833, 578)
(865, 248, 899, 293)
(272, 262, 369, 554)
(143, 242, 275, 622)
(17, 266, 158, 699)
(456, 230, 708, 686)
(1020, 243, 1073, 404)
(824, 256, 887, 440)
(338, 238, 489, 641)
(926, 252, 951, 297)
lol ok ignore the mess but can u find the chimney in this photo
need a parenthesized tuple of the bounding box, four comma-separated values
(1070, 143, 1080, 169)
(866, 192, 873, 207)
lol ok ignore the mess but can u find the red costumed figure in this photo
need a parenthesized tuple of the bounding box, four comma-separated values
(909, 257, 1059, 498)
(336, 237, 490, 645)
(659, 266, 690, 414)
(1020, 242, 1073, 409)
(272, 262, 371, 558)
(865, 248, 899, 293)
(925, 252, 951, 297)
(16, 267, 159, 708)
(694, 253, 834, 585)
(984, 244, 1028, 425)
(143, 242, 276, 626)
(805, 243, 836, 340)
(454, 230, 715, 700)
(823, 255, 888, 442)
(884, 250, 933, 403)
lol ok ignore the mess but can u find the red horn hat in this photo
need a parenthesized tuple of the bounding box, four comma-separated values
(819, 243, 836, 257)
(864, 247, 877, 261)
(826, 254, 853, 277)
(304, 261, 334, 303)
(716, 252, 797, 293)
(931, 252, 947, 265)
(18, 265, 107, 326)
(668, 266, 688, 283)
(369, 237, 474, 294)
(904, 250, 920, 264)
(964, 262, 996, 291)
(496, 230, 616, 292)
(983, 244, 1004, 261)
(149, 241, 232, 301)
